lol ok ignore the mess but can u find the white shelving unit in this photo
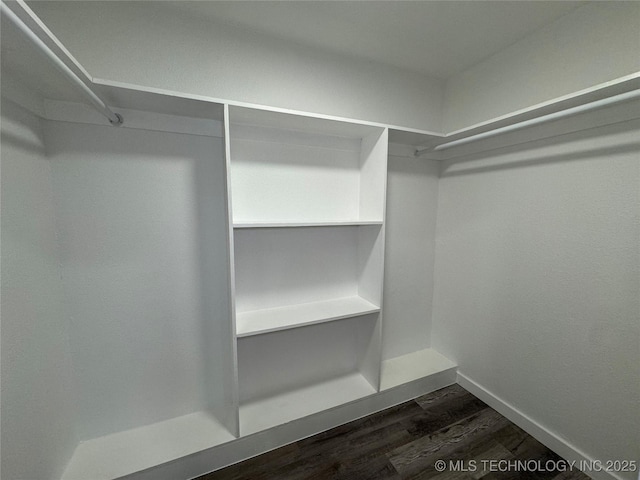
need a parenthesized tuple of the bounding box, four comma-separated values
(226, 106, 390, 434)
(2, 4, 459, 480)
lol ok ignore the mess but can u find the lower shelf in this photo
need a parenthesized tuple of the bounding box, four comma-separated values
(61, 350, 456, 479)
(62, 410, 235, 480)
(380, 348, 457, 391)
(239, 372, 377, 436)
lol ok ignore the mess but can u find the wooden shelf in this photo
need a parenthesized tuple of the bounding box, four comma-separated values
(234, 220, 383, 228)
(239, 372, 376, 436)
(236, 296, 380, 337)
(62, 410, 235, 480)
(380, 348, 457, 391)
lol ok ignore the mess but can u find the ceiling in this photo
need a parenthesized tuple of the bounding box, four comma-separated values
(158, 1, 585, 79)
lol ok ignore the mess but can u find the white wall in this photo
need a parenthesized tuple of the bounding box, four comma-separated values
(443, 2, 640, 132)
(28, 1, 444, 133)
(431, 113, 640, 477)
(382, 155, 439, 360)
(44, 121, 233, 440)
(1, 99, 78, 479)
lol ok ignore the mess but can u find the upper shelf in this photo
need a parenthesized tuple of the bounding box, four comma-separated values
(0, 7, 85, 113)
(229, 104, 384, 139)
(419, 74, 640, 157)
(444, 73, 640, 143)
(227, 105, 389, 225)
(3, 0, 637, 156)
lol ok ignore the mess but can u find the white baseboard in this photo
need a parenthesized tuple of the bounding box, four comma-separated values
(457, 372, 631, 480)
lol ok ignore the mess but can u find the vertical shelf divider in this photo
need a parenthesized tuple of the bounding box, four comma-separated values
(358, 128, 389, 392)
(223, 103, 241, 438)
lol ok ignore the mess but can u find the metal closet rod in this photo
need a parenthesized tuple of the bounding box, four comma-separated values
(416, 89, 640, 157)
(1, 1, 123, 126)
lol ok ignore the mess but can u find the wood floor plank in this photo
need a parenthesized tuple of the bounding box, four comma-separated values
(335, 456, 402, 480)
(550, 470, 593, 480)
(407, 427, 514, 480)
(504, 436, 564, 480)
(490, 423, 530, 451)
(336, 423, 414, 461)
(388, 407, 511, 478)
(414, 384, 470, 410)
(197, 385, 588, 480)
(425, 439, 514, 480)
(298, 400, 424, 449)
(404, 394, 488, 437)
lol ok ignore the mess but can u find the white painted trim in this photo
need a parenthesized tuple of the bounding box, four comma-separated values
(446, 72, 640, 138)
(427, 89, 640, 154)
(5, 0, 638, 151)
(42, 100, 223, 137)
(94, 78, 444, 140)
(223, 104, 241, 438)
(93, 73, 639, 149)
(457, 373, 627, 480)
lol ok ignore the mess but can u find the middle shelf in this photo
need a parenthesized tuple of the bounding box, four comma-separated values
(233, 224, 385, 333)
(236, 295, 380, 337)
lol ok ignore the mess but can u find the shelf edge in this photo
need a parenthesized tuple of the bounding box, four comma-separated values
(237, 304, 380, 337)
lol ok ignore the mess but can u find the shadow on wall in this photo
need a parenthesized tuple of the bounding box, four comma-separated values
(1, 100, 46, 155)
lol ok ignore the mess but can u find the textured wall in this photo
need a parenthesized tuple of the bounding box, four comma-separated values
(44, 121, 232, 440)
(443, 2, 640, 132)
(382, 155, 439, 360)
(431, 114, 640, 477)
(29, 1, 444, 132)
(1, 100, 78, 480)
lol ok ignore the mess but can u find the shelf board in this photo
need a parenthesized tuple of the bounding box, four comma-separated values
(233, 220, 383, 228)
(229, 105, 382, 139)
(236, 296, 380, 337)
(444, 73, 640, 142)
(239, 372, 376, 436)
(380, 348, 457, 391)
(62, 410, 235, 480)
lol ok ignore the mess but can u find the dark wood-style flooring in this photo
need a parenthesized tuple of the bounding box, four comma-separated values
(198, 384, 591, 480)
